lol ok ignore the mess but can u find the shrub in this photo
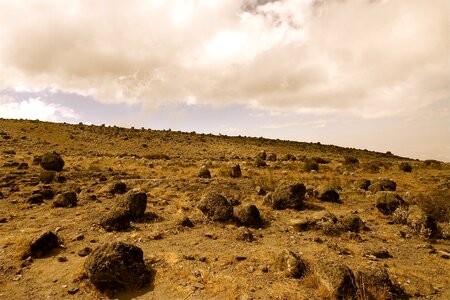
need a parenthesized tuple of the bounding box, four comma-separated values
(415, 189, 450, 223)
(304, 158, 319, 172)
(312, 157, 330, 164)
(423, 160, 441, 169)
(343, 156, 359, 165)
(399, 162, 412, 172)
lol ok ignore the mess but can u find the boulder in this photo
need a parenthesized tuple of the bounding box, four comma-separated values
(100, 209, 131, 232)
(27, 231, 60, 258)
(52, 192, 77, 208)
(116, 190, 147, 220)
(376, 192, 406, 215)
(109, 181, 127, 195)
(84, 242, 151, 293)
(369, 179, 397, 192)
(275, 249, 308, 278)
(40, 152, 64, 171)
(316, 260, 356, 299)
(318, 186, 340, 203)
(265, 182, 306, 210)
(198, 192, 233, 221)
(198, 165, 211, 178)
(235, 204, 262, 228)
(230, 164, 242, 178)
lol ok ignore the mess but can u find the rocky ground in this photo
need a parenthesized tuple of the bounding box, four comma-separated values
(0, 118, 449, 300)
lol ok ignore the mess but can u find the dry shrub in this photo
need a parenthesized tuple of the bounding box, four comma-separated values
(344, 156, 359, 165)
(251, 170, 278, 192)
(423, 159, 441, 169)
(304, 158, 319, 172)
(398, 162, 412, 172)
(355, 274, 392, 300)
(302, 269, 333, 298)
(391, 205, 409, 225)
(144, 153, 169, 160)
(414, 189, 450, 222)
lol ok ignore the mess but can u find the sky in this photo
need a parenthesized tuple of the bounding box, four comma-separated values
(0, 0, 449, 161)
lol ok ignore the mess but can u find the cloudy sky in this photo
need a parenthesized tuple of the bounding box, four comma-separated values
(0, 0, 449, 160)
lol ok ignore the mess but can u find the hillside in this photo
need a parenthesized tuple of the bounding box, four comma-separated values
(0, 118, 449, 299)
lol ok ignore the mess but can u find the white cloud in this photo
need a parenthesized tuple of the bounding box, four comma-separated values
(0, 95, 79, 121)
(0, 0, 448, 118)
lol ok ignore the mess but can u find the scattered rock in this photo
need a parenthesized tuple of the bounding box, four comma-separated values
(315, 260, 356, 299)
(3, 149, 16, 155)
(32, 155, 42, 165)
(198, 192, 233, 221)
(265, 182, 306, 210)
(27, 194, 44, 204)
(356, 179, 371, 191)
(369, 179, 397, 192)
(256, 186, 266, 196)
(26, 231, 60, 259)
(39, 170, 56, 184)
(84, 242, 151, 293)
(100, 209, 131, 232)
(256, 150, 266, 161)
(376, 192, 406, 215)
(275, 249, 308, 278)
(235, 204, 262, 228)
(355, 265, 405, 298)
(267, 153, 277, 161)
(254, 157, 267, 167)
(109, 181, 127, 195)
(340, 215, 367, 233)
(198, 165, 211, 178)
(236, 228, 255, 242)
(230, 164, 242, 178)
(399, 162, 413, 172)
(318, 185, 340, 203)
(178, 216, 194, 227)
(370, 249, 392, 259)
(53, 192, 78, 208)
(33, 186, 55, 200)
(78, 247, 92, 257)
(17, 162, 29, 170)
(116, 190, 147, 220)
(40, 152, 65, 171)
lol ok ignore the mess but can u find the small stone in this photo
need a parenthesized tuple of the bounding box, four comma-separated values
(78, 247, 92, 257)
(57, 256, 68, 262)
(53, 192, 78, 208)
(198, 165, 211, 178)
(178, 216, 194, 227)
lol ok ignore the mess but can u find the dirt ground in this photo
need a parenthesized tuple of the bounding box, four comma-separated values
(0, 119, 449, 300)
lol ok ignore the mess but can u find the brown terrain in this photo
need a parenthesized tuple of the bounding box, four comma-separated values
(0, 118, 449, 300)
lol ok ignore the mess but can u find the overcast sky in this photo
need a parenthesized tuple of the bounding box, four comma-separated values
(0, 0, 449, 160)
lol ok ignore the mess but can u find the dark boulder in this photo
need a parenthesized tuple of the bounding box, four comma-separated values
(116, 190, 147, 220)
(198, 192, 233, 222)
(235, 204, 262, 228)
(376, 192, 406, 215)
(40, 152, 64, 171)
(26, 231, 60, 258)
(100, 209, 131, 232)
(52, 192, 77, 208)
(198, 165, 211, 178)
(275, 249, 308, 278)
(265, 182, 306, 210)
(84, 242, 151, 293)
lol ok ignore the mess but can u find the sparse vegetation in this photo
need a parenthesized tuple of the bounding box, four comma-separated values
(0, 118, 449, 299)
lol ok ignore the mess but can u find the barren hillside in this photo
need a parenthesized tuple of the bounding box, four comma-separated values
(0, 118, 449, 300)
